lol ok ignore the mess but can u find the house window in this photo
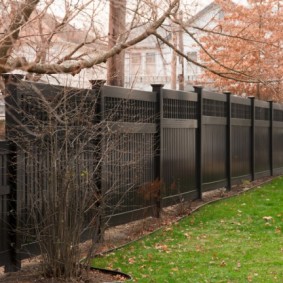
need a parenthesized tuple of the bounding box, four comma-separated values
(130, 53, 142, 75)
(145, 53, 155, 76)
(145, 53, 156, 75)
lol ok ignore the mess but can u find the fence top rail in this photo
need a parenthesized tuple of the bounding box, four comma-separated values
(162, 89, 197, 102)
(13, 82, 96, 105)
(230, 95, 251, 105)
(273, 102, 283, 111)
(254, 99, 270, 108)
(102, 85, 155, 102)
(15, 82, 95, 101)
(202, 91, 226, 102)
(0, 140, 11, 153)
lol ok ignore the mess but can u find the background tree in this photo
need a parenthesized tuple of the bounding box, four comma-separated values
(199, 0, 283, 101)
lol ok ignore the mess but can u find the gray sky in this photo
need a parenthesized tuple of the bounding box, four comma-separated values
(46, 0, 249, 30)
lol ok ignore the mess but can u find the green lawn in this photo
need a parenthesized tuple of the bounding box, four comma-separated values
(92, 177, 283, 282)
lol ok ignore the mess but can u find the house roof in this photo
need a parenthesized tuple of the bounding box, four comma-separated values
(124, 22, 171, 50)
(125, 2, 222, 51)
(186, 2, 220, 26)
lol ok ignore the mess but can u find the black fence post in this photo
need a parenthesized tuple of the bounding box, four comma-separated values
(249, 96, 255, 181)
(5, 142, 20, 272)
(2, 74, 24, 272)
(151, 84, 164, 218)
(224, 91, 232, 190)
(89, 79, 106, 91)
(3, 74, 24, 139)
(89, 80, 105, 244)
(194, 86, 203, 200)
(269, 100, 274, 176)
(89, 80, 106, 122)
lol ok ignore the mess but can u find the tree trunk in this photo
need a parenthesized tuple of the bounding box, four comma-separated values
(107, 0, 126, 86)
(178, 11, 184, 91)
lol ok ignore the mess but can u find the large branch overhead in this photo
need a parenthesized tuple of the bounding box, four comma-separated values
(191, 25, 279, 48)
(153, 30, 279, 85)
(0, 0, 40, 73)
(1, 0, 179, 75)
(153, 31, 253, 83)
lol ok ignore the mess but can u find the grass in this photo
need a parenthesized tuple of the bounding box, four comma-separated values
(92, 177, 283, 282)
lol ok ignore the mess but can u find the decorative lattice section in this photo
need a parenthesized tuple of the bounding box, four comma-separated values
(203, 99, 227, 117)
(19, 87, 97, 126)
(104, 97, 155, 123)
(232, 103, 251, 119)
(255, 107, 270, 121)
(163, 98, 197, 119)
(20, 94, 49, 123)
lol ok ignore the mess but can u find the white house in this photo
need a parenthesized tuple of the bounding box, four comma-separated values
(183, 2, 222, 84)
(124, 27, 172, 91)
(124, 2, 222, 91)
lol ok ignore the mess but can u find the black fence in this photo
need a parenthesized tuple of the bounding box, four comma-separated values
(0, 141, 12, 269)
(1, 78, 283, 271)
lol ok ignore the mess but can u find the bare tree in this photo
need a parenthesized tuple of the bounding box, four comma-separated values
(0, 0, 179, 78)
(107, 0, 126, 86)
(4, 78, 157, 280)
(5, 80, 105, 278)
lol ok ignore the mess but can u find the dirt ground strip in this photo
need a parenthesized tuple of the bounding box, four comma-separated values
(0, 177, 274, 282)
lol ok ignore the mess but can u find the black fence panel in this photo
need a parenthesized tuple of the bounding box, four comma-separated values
(230, 96, 252, 182)
(161, 89, 198, 206)
(202, 123, 227, 190)
(254, 101, 271, 178)
(101, 86, 156, 226)
(5, 81, 101, 260)
(102, 132, 155, 226)
(273, 125, 283, 174)
(162, 126, 197, 204)
(231, 125, 251, 180)
(202, 92, 227, 191)
(254, 125, 270, 176)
